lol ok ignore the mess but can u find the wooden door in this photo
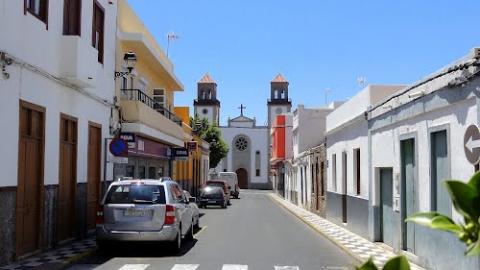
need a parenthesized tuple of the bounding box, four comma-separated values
(87, 124, 101, 230)
(236, 168, 248, 189)
(58, 115, 77, 241)
(380, 168, 394, 247)
(17, 101, 45, 256)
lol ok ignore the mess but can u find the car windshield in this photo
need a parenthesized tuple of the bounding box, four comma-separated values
(105, 184, 166, 204)
(206, 182, 224, 188)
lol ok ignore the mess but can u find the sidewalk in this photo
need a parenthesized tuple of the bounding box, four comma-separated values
(0, 237, 96, 270)
(269, 193, 424, 270)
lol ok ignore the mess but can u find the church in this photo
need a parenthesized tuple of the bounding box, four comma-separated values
(193, 73, 292, 189)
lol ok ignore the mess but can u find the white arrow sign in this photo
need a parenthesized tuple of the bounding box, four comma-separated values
(466, 135, 480, 152)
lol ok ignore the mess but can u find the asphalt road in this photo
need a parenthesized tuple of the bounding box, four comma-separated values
(67, 190, 355, 270)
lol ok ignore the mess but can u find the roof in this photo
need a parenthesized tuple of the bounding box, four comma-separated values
(271, 73, 288, 83)
(198, 73, 216, 84)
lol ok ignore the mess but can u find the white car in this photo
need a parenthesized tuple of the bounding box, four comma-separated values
(219, 172, 240, 198)
(183, 190, 200, 229)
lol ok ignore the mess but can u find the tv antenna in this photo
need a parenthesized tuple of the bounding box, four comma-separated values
(166, 32, 179, 57)
(357, 76, 367, 88)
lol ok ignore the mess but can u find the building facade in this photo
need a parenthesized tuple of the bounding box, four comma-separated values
(0, 0, 116, 264)
(326, 85, 404, 237)
(367, 49, 480, 270)
(112, 0, 186, 181)
(270, 114, 293, 197)
(193, 74, 220, 126)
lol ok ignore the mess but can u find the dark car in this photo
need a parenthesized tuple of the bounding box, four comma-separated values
(205, 180, 231, 205)
(198, 186, 228, 208)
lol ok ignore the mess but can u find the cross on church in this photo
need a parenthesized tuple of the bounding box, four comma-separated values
(238, 104, 246, 116)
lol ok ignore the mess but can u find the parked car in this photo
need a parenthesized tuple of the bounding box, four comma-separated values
(205, 180, 231, 205)
(183, 190, 200, 229)
(219, 172, 240, 199)
(198, 186, 228, 208)
(96, 178, 195, 253)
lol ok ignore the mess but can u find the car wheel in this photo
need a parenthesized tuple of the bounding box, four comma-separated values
(170, 226, 182, 253)
(194, 216, 200, 230)
(186, 220, 194, 241)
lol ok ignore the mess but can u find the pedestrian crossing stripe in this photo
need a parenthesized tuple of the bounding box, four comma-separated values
(118, 264, 150, 270)
(221, 265, 248, 270)
(170, 265, 199, 270)
(275, 267, 300, 270)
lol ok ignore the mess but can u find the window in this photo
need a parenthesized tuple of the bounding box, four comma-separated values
(106, 185, 166, 204)
(235, 137, 248, 151)
(92, 1, 104, 63)
(255, 150, 261, 176)
(354, 148, 361, 195)
(63, 0, 81, 35)
(138, 165, 146, 179)
(26, 0, 48, 24)
(153, 89, 166, 110)
(332, 154, 337, 191)
(256, 169, 260, 177)
(342, 152, 347, 194)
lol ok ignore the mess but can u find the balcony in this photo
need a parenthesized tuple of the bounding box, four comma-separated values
(120, 89, 184, 146)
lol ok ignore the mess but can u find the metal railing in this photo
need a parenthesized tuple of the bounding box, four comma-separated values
(121, 89, 182, 126)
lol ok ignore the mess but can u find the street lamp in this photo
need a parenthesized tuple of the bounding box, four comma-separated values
(114, 51, 137, 78)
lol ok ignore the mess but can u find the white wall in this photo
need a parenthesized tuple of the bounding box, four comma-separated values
(0, 0, 116, 187)
(293, 105, 332, 157)
(326, 119, 369, 199)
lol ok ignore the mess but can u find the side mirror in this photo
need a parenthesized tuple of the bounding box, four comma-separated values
(189, 197, 197, 203)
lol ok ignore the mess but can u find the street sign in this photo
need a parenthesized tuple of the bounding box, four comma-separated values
(109, 138, 128, 157)
(171, 147, 189, 160)
(464, 124, 480, 164)
(187, 141, 197, 151)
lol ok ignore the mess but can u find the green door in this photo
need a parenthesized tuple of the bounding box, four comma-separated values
(401, 138, 416, 253)
(380, 168, 394, 247)
(431, 130, 450, 216)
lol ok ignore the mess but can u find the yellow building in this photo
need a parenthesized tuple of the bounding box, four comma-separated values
(174, 107, 210, 196)
(113, 0, 188, 179)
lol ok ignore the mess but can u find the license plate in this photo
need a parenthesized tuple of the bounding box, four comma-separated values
(208, 200, 217, 203)
(124, 208, 150, 217)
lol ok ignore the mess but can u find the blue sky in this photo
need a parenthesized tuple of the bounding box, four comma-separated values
(128, 0, 479, 126)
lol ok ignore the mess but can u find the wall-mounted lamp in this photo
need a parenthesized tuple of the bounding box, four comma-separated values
(114, 51, 137, 78)
(0, 52, 13, 79)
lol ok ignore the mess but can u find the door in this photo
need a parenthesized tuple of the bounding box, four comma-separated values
(342, 152, 347, 223)
(380, 168, 394, 247)
(58, 115, 77, 242)
(16, 101, 45, 256)
(87, 124, 101, 230)
(236, 168, 248, 189)
(431, 130, 450, 216)
(401, 138, 416, 253)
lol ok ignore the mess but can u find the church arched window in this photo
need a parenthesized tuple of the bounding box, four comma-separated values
(235, 137, 248, 151)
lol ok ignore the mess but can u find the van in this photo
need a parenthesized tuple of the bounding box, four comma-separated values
(219, 172, 239, 199)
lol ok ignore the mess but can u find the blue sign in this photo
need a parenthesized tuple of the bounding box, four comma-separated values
(109, 138, 128, 157)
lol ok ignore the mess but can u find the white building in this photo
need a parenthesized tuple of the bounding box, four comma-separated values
(0, 0, 116, 264)
(326, 85, 404, 237)
(368, 49, 480, 270)
(217, 114, 270, 189)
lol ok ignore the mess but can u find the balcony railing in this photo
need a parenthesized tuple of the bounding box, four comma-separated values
(121, 89, 182, 126)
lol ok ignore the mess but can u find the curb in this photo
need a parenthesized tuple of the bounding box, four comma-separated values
(268, 193, 364, 264)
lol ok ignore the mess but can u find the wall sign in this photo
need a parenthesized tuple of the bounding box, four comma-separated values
(171, 147, 189, 160)
(464, 124, 480, 165)
(187, 141, 198, 151)
(120, 132, 136, 149)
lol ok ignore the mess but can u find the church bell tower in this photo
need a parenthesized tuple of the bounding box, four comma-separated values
(267, 74, 292, 129)
(194, 73, 220, 125)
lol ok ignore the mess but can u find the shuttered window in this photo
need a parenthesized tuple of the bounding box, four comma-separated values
(25, 0, 49, 24)
(92, 1, 104, 63)
(63, 0, 81, 35)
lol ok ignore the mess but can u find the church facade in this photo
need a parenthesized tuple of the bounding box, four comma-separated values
(193, 74, 292, 189)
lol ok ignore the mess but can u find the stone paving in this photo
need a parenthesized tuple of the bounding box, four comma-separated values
(269, 193, 424, 270)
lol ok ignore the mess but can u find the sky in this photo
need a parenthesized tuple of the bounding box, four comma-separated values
(128, 0, 479, 126)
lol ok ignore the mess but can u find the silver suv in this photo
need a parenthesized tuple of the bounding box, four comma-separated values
(96, 178, 195, 252)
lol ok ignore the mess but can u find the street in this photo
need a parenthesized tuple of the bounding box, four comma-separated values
(68, 190, 355, 270)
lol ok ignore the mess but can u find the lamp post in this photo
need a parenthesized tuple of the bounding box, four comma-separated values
(114, 51, 137, 78)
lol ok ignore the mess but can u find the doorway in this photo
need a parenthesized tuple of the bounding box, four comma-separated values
(401, 138, 416, 253)
(236, 168, 248, 189)
(58, 114, 77, 242)
(16, 101, 45, 256)
(342, 152, 348, 223)
(380, 168, 394, 247)
(87, 123, 101, 230)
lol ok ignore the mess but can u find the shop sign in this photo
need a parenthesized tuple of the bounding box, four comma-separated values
(171, 147, 189, 161)
(120, 133, 136, 148)
(187, 141, 197, 151)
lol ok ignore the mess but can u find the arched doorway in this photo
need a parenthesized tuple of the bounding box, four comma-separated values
(236, 168, 248, 189)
